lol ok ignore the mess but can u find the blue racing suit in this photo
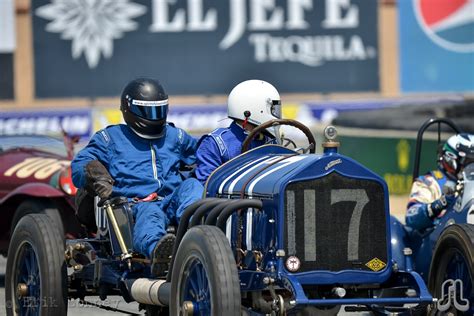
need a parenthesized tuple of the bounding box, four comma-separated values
(195, 121, 273, 183)
(405, 169, 453, 231)
(72, 124, 203, 257)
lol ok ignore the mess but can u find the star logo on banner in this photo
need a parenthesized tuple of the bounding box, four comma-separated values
(36, 0, 146, 68)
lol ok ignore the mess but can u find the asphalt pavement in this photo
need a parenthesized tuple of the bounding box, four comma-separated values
(0, 253, 373, 315)
(0, 256, 142, 315)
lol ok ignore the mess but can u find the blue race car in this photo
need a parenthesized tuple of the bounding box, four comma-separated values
(391, 118, 473, 315)
(6, 119, 434, 315)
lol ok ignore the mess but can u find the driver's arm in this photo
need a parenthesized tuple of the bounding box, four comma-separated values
(72, 130, 111, 189)
(195, 136, 224, 184)
(405, 175, 440, 230)
(178, 128, 198, 165)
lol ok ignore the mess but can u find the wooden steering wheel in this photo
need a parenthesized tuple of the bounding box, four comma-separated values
(241, 119, 316, 154)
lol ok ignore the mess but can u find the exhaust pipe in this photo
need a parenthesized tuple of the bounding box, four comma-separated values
(126, 278, 171, 306)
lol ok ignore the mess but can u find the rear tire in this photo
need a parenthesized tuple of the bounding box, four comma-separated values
(428, 224, 474, 315)
(170, 226, 241, 315)
(5, 214, 67, 316)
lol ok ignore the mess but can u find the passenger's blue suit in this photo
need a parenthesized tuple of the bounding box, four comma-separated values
(72, 124, 203, 257)
(196, 121, 273, 183)
(405, 169, 452, 231)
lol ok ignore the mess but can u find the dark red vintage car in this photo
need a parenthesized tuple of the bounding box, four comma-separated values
(0, 134, 84, 256)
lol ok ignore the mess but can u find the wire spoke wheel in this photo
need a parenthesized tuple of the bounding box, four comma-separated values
(429, 224, 474, 315)
(170, 226, 241, 316)
(181, 256, 211, 315)
(5, 214, 67, 316)
(15, 242, 42, 315)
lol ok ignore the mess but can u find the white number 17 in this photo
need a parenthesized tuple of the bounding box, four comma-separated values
(331, 189, 369, 261)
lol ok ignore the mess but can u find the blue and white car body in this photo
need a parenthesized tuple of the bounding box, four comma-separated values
(205, 141, 432, 314)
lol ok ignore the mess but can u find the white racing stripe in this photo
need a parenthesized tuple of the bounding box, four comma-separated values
(219, 156, 268, 194)
(244, 156, 306, 253)
(246, 208, 253, 250)
(227, 156, 282, 195)
(247, 156, 307, 196)
(226, 217, 232, 242)
(218, 156, 270, 194)
(220, 156, 272, 244)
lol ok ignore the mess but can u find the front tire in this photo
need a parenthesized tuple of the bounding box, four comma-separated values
(11, 200, 64, 241)
(429, 224, 474, 315)
(5, 214, 67, 316)
(170, 226, 241, 316)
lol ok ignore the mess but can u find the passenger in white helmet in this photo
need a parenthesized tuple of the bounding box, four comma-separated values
(195, 79, 282, 183)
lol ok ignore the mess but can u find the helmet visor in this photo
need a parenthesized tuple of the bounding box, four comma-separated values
(270, 100, 281, 118)
(129, 99, 169, 120)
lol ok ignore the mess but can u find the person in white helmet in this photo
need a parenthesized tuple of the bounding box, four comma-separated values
(406, 133, 474, 231)
(195, 79, 282, 183)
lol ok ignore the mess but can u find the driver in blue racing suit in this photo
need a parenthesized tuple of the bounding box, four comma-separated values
(196, 80, 282, 183)
(406, 133, 474, 230)
(72, 78, 203, 276)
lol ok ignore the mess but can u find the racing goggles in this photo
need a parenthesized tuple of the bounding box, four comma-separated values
(129, 99, 169, 121)
(269, 99, 281, 118)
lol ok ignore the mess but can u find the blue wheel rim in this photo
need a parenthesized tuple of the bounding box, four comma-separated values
(444, 249, 473, 314)
(181, 256, 211, 315)
(14, 242, 41, 316)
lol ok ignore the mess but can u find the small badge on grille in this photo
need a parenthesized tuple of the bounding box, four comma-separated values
(365, 257, 386, 272)
(286, 256, 301, 272)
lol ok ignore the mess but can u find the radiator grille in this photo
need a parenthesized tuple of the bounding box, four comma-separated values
(284, 173, 387, 273)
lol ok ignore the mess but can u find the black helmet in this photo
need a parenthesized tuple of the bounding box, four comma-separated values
(120, 78, 169, 139)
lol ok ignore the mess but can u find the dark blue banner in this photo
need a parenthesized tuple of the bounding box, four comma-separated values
(0, 0, 15, 99)
(32, 0, 379, 97)
(0, 54, 14, 99)
(398, 0, 474, 92)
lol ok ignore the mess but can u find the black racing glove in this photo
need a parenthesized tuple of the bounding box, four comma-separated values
(92, 178, 114, 199)
(85, 160, 114, 199)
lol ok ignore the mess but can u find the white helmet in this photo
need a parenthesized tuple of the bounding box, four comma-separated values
(227, 80, 281, 136)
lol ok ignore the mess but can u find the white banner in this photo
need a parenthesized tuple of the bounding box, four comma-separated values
(0, 0, 16, 52)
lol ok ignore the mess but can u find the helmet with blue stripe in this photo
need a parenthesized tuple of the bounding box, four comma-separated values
(120, 78, 169, 139)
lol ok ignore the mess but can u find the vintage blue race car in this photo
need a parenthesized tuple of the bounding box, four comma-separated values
(5, 119, 434, 316)
(390, 118, 474, 316)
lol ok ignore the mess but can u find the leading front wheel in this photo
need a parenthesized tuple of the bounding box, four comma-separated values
(5, 214, 67, 316)
(429, 224, 474, 315)
(170, 225, 241, 316)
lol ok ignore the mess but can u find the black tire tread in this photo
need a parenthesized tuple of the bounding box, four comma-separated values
(5, 213, 67, 315)
(170, 225, 241, 315)
(428, 224, 474, 303)
(11, 199, 64, 239)
(202, 226, 241, 313)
